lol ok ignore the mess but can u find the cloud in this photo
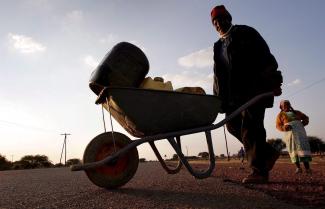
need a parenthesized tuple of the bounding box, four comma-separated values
(24, 0, 51, 10)
(99, 34, 118, 45)
(84, 55, 99, 68)
(162, 71, 214, 93)
(8, 33, 46, 54)
(66, 10, 83, 22)
(178, 47, 213, 68)
(287, 79, 301, 86)
(61, 10, 83, 31)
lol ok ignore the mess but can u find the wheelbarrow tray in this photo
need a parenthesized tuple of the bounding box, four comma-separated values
(102, 87, 222, 137)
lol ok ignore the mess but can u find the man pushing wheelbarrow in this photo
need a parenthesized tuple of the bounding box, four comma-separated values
(211, 5, 283, 183)
(71, 5, 282, 188)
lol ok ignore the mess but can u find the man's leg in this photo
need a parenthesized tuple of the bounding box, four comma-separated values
(227, 107, 267, 173)
(240, 106, 281, 183)
(241, 107, 268, 173)
(226, 107, 278, 183)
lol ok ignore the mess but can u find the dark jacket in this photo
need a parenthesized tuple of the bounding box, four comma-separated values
(213, 25, 279, 111)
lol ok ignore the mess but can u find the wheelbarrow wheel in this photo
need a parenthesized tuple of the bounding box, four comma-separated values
(83, 132, 139, 189)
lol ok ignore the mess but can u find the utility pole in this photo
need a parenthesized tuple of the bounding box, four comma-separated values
(60, 133, 71, 166)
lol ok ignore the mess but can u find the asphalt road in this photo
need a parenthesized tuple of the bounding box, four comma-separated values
(0, 162, 308, 209)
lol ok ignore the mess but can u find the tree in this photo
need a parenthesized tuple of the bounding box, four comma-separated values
(267, 138, 286, 151)
(308, 136, 325, 153)
(14, 155, 53, 169)
(54, 163, 64, 167)
(0, 154, 12, 171)
(19, 155, 37, 169)
(198, 152, 209, 158)
(171, 154, 178, 160)
(66, 158, 81, 166)
(33, 155, 53, 168)
(139, 158, 146, 163)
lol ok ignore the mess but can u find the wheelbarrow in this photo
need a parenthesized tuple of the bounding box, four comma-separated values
(71, 86, 274, 189)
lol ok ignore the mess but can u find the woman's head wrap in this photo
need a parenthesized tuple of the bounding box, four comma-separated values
(280, 100, 290, 110)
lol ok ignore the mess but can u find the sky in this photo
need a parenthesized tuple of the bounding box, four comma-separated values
(0, 0, 325, 163)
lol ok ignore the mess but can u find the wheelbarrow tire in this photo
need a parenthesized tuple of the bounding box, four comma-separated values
(83, 132, 139, 189)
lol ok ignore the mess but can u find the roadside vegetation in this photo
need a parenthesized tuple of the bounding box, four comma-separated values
(0, 154, 81, 171)
(167, 136, 325, 161)
(1, 136, 324, 171)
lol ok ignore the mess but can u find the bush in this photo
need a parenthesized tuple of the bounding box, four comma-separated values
(267, 138, 286, 151)
(66, 158, 81, 166)
(0, 154, 12, 171)
(14, 155, 53, 169)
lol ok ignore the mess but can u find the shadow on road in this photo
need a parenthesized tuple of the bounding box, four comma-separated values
(110, 187, 264, 209)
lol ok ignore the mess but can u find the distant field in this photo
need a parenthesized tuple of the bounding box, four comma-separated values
(185, 155, 325, 164)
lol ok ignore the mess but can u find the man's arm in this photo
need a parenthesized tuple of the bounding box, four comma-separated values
(249, 27, 283, 96)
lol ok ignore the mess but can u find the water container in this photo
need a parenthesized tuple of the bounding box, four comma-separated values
(139, 77, 173, 91)
(89, 42, 149, 95)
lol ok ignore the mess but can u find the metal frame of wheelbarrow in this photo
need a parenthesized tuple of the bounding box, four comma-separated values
(71, 92, 274, 179)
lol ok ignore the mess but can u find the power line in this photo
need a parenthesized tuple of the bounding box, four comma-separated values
(284, 76, 325, 98)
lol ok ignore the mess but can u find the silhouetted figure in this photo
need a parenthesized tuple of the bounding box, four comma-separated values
(238, 147, 245, 169)
(211, 5, 283, 183)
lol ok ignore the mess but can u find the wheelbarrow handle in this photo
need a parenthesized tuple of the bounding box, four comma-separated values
(212, 91, 275, 129)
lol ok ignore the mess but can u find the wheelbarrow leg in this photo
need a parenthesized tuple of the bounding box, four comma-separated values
(168, 131, 215, 179)
(149, 136, 183, 174)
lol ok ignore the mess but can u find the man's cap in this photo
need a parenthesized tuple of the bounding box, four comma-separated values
(211, 5, 232, 23)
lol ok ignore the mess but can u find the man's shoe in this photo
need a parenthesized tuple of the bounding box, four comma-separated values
(266, 151, 280, 171)
(242, 172, 269, 184)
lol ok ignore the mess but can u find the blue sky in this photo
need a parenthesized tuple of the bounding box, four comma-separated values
(0, 0, 324, 163)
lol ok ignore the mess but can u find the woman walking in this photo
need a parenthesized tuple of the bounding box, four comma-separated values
(276, 100, 312, 174)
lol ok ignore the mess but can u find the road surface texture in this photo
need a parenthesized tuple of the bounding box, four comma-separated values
(213, 157, 325, 209)
(0, 162, 309, 209)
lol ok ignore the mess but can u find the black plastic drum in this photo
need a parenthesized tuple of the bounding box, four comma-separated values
(89, 42, 149, 95)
